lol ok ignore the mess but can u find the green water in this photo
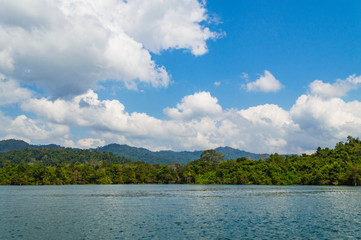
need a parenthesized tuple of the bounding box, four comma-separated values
(1, 185, 361, 239)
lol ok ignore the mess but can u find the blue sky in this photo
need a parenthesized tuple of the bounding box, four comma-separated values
(0, 0, 361, 153)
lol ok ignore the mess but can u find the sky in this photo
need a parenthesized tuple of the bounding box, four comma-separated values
(1, 0, 361, 154)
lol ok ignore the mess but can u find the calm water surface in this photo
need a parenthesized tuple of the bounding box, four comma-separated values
(1, 185, 361, 239)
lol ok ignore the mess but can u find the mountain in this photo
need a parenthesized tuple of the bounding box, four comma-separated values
(96, 144, 269, 165)
(0, 139, 62, 152)
(95, 144, 174, 165)
(0, 139, 30, 152)
(214, 146, 269, 161)
(152, 150, 201, 165)
(0, 139, 269, 165)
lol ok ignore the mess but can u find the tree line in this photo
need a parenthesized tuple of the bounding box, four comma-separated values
(1, 136, 361, 186)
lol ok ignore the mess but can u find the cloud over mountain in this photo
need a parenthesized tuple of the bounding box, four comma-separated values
(12, 74, 361, 153)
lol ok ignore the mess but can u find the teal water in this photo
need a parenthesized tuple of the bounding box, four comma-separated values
(1, 185, 361, 239)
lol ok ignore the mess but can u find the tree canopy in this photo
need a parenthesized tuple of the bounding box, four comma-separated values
(1, 137, 361, 186)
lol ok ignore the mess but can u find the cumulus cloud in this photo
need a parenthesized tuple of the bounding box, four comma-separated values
(22, 90, 172, 138)
(20, 90, 296, 153)
(76, 138, 106, 149)
(63, 138, 105, 149)
(0, 74, 32, 105)
(117, 0, 220, 56)
(4, 74, 360, 154)
(0, 0, 218, 97)
(291, 95, 361, 139)
(163, 91, 223, 120)
(309, 74, 361, 98)
(0, 112, 69, 144)
(246, 70, 284, 92)
(239, 104, 293, 127)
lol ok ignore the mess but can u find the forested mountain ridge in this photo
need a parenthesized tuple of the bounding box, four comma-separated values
(0, 139, 61, 152)
(146, 146, 269, 165)
(0, 139, 269, 164)
(0, 139, 30, 152)
(94, 144, 174, 165)
(96, 144, 269, 164)
(0, 147, 130, 167)
(1, 136, 361, 186)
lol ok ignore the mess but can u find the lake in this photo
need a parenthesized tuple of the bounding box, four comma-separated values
(1, 185, 361, 239)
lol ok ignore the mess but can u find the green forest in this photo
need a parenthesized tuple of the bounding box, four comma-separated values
(1, 136, 361, 186)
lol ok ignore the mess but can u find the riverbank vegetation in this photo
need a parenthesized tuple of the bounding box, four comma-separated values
(1, 136, 361, 186)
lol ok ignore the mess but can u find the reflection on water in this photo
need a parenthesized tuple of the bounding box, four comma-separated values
(1, 185, 361, 239)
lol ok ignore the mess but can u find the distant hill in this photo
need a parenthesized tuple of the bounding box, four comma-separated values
(152, 150, 201, 165)
(0, 139, 61, 152)
(96, 144, 269, 165)
(0, 139, 30, 152)
(0, 139, 269, 165)
(95, 144, 174, 165)
(214, 146, 269, 162)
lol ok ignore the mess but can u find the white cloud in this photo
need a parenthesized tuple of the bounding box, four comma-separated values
(20, 90, 295, 153)
(0, 48, 14, 72)
(246, 70, 284, 92)
(281, 74, 361, 150)
(76, 138, 105, 149)
(309, 80, 346, 98)
(0, 74, 32, 105)
(0, 114, 70, 144)
(290, 94, 361, 139)
(22, 90, 171, 138)
(0, 0, 218, 97)
(214, 81, 221, 87)
(239, 104, 293, 127)
(4, 74, 360, 154)
(163, 91, 222, 120)
(117, 0, 220, 56)
(309, 74, 361, 98)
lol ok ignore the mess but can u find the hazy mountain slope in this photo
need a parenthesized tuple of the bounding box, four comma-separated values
(97, 144, 269, 165)
(96, 144, 174, 165)
(0, 139, 61, 152)
(214, 147, 269, 161)
(0, 139, 30, 152)
(1, 139, 269, 165)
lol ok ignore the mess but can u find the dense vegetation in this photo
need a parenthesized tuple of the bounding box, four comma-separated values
(0, 139, 61, 152)
(0, 139, 268, 164)
(96, 145, 269, 165)
(1, 136, 361, 186)
(96, 144, 175, 165)
(0, 147, 130, 167)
